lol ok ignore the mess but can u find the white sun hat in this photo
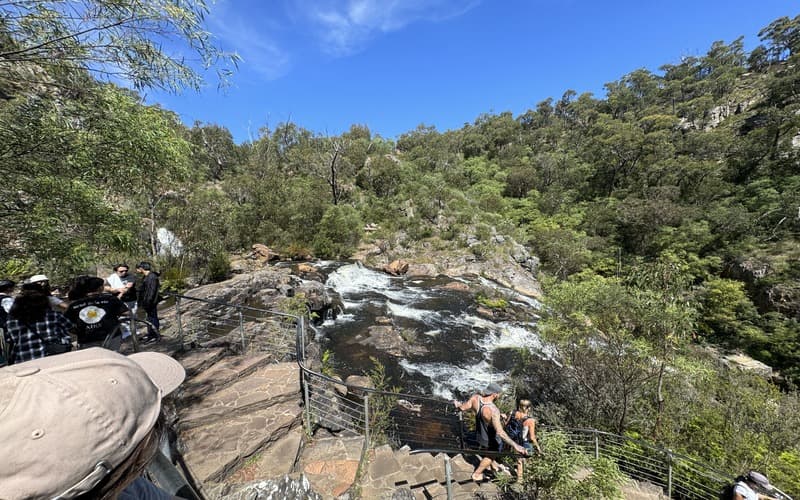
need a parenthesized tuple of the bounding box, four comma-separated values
(0, 348, 185, 498)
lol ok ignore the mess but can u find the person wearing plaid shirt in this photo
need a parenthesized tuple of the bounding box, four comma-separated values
(4, 290, 73, 363)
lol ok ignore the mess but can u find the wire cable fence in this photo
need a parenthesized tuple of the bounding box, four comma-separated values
(156, 295, 792, 499)
(549, 427, 732, 499)
(162, 294, 297, 361)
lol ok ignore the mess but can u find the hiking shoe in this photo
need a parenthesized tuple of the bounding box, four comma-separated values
(142, 335, 160, 344)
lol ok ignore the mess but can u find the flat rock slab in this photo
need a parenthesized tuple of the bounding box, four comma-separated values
(181, 400, 302, 484)
(178, 347, 227, 376)
(180, 353, 273, 402)
(227, 426, 304, 483)
(299, 435, 365, 500)
(303, 459, 359, 499)
(300, 435, 365, 464)
(179, 362, 299, 428)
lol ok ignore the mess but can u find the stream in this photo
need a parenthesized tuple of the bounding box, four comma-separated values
(313, 262, 554, 400)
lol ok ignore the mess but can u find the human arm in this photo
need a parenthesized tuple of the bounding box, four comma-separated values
(525, 419, 542, 454)
(490, 410, 527, 455)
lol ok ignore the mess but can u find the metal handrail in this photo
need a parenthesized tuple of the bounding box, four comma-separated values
(164, 292, 794, 500)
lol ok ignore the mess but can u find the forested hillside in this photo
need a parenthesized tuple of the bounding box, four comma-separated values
(2, 6, 799, 492)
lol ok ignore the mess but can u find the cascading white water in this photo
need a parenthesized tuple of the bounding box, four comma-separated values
(321, 262, 550, 398)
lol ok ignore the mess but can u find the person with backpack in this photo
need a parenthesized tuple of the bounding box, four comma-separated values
(505, 399, 542, 483)
(454, 383, 528, 482)
(64, 276, 129, 351)
(724, 470, 775, 500)
(3, 289, 73, 363)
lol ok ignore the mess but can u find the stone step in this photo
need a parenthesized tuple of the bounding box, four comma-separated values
(179, 362, 300, 429)
(400, 452, 439, 487)
(176, 347, 228, 377)
(299, 434, 366, 500)
(180, 400, 303, 484)
(179, 352, 274, 403)
(226, 426, 305, 484)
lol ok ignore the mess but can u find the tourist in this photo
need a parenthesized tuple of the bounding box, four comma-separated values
(107, 263, 137, 338)
(0, 347, 185, 498)
(136, 261, 161, 343)
(505, 399, 542, 482)
(3, 289, 73, 363)
(65, 276, 129, 351)
(22, 274, 67, 311)
(454, 383, 527, 481)
(732, 470, 774, 500)
(0, 279, 15, 327)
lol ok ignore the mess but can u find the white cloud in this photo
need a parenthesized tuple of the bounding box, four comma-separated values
(208, 1, 292, 81)
(296, 0, 481, 56)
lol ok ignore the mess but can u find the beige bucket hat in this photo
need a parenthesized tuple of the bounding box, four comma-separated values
(0, 348, 185, 498)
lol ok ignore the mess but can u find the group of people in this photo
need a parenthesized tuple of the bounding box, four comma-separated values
(455, 384, 781, 499)
(0, 262, 162, 365)
(454, 383, 542, 483)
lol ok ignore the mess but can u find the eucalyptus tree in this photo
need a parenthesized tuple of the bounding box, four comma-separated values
(0, 0, 238, 97)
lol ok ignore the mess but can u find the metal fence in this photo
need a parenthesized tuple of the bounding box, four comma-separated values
(165, 294, 298, 361)
(551, 427, 731, 499)
(164, 296, 791, 500)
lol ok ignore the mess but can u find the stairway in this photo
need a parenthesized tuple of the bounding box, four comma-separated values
(171, 348, 305, 494)
(360, 444, 500, 499)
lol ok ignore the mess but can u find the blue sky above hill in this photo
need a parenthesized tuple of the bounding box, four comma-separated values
(146, 0, 796, 144)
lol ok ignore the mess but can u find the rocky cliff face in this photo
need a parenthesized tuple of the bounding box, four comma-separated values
(354, 232, 542, 300)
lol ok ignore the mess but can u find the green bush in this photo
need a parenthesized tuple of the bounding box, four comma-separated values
(205, 250, 230, 283)
(312, 204, 362, 259)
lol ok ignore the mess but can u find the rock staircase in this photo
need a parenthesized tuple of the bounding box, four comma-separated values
(159, 346, 669, 499)
(361, 444, 500, 499)
(170, 348, 305, 495)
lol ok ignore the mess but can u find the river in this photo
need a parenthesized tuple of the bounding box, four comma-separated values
(312, 262, 554, 400)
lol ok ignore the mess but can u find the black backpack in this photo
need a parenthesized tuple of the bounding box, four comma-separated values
(505, 413, 530, 444)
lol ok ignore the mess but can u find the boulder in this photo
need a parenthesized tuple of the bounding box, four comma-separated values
(297, 263, 317, 273)
(344, 375, 374, 390)
(358, 325, 428, 357)
(219, 475, 322, 500)
(383, 260, 409, 276)
(250, 243, 274, 261)
(406, 263, 438, 277)
(441, 281, 470, 292)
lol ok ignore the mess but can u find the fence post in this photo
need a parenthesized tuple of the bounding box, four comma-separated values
(174, 295, 183, 350)
(364, 392, 370, 447)
(296, 315, 305, 362)
(445, 454, 453, 500)
(458, 410, 465, 450)
(593, 430, 600, 459)
(302, 371, 312, 434)
(237, 306, 246, 351)
(666, 450, 673, 498)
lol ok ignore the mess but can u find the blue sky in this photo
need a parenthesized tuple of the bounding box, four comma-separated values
(146, 1, 797, 144)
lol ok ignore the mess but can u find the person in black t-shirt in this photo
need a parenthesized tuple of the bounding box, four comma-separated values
(65, 276, 128, 351)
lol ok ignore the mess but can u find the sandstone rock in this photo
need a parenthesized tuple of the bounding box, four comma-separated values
(383, 259, 409, 276)
(344, 375, 374, 389)
(219, 475, 322, 500)
(405, 263, 438, 277)
(359, 325, 428, 357)
(251, 244, 273, 260)
(332, 375, 348, 396)
(297, 263, 317, 273)
(441, 281, 470, 292)
(375, 316, 393, 325)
